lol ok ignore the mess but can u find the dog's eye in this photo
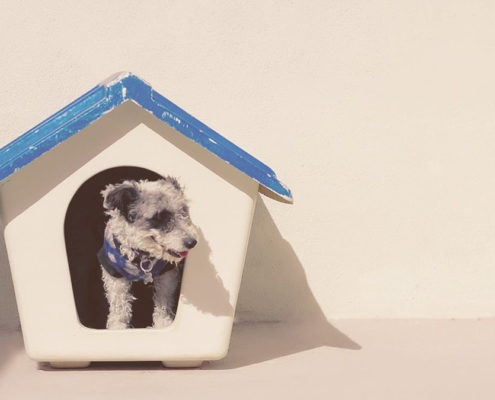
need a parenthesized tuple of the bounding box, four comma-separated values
(153, 210, 171, 223)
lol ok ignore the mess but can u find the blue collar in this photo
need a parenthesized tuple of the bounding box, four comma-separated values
(97, 236, 172, 283)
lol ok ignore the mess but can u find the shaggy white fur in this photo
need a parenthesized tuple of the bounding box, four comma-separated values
(101, 268, 134, 329)
(152, 268, 182, 328)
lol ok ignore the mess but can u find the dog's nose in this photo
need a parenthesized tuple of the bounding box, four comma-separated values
(183, 238, 197, 249)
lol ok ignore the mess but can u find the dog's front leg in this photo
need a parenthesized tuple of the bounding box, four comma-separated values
(101, 267, 135, 329)
(153, 266, 181, 328)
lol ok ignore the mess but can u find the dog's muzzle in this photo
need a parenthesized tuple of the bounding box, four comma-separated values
(156, 236, 197, 259)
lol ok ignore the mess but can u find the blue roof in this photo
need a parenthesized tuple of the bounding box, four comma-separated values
(0, 72, 292, 203)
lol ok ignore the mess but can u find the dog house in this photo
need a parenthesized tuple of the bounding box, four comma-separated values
(0, 72, 292, 368)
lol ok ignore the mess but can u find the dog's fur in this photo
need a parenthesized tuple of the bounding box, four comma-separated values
(100, 177, 198, 329)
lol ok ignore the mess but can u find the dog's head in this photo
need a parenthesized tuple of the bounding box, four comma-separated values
(102, 177, 198, 263)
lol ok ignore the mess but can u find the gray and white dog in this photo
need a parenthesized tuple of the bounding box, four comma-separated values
(98, 177, 198, 329)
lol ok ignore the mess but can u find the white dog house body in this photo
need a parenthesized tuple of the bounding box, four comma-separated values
(0, 72, 292, 368)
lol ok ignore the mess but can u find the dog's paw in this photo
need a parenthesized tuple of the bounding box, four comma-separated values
(106, 321, 129, 330)
(153, 315, 174, 329)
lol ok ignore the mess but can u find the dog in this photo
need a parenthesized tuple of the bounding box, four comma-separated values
(97, 177, 198, 329)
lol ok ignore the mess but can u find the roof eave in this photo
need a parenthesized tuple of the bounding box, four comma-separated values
(0, 72, 293, 203)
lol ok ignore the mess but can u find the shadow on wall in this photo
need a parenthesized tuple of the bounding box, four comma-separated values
(208, 197, 361, 369)
(180, 227, 233, 317)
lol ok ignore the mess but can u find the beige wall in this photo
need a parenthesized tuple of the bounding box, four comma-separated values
(1, 1, 494, 329)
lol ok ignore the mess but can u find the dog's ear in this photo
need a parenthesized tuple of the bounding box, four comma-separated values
(102, 182, 139, 221)
(164, 176, 183, 193)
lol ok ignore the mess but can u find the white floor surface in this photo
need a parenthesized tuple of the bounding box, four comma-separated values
(0, 319, 493, 400)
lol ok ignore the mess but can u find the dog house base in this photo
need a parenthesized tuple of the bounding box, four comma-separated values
(162, 360, 203, 368)
(48, 360, 203, 369)
(49, 361, 92, 369)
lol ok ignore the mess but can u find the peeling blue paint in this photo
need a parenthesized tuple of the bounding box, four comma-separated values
(0, 72, 292, 202)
